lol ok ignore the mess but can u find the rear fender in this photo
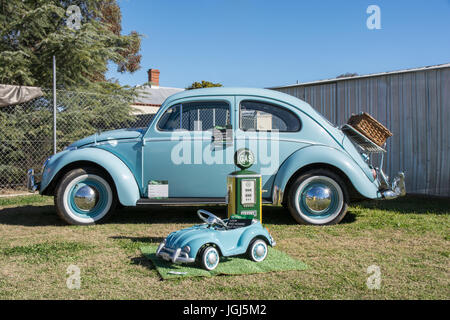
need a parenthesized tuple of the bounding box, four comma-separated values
(235, 228, 270, 254)
(272, 145, 381, 204)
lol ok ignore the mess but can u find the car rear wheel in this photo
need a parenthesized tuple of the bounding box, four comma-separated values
(287, 169, 349, 225)
(248, 239, 268, 262)
(200, 246, 220, 271)
(54, 167, 117, 225)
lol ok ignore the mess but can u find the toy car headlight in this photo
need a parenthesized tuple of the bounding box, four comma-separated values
(183, 246, 190, 253)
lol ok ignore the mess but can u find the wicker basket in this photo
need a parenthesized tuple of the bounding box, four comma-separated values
(347, 113, 392, 147)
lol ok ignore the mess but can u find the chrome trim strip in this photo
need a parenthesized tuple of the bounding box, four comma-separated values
(227, 174, 262, 178)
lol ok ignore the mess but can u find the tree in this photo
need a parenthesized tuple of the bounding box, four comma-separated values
(0, 1, 143, 189)
(0, 0, 142, 95)
(186, 80, 223, 90)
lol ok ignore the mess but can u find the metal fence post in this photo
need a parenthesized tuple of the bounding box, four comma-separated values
(53, 56, 57, 154)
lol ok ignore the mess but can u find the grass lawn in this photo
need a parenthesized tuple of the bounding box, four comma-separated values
(0, 194, 448, 299)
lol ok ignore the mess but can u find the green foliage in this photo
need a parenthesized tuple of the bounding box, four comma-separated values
(0, 1, 143, 189)
(0, 0, 142, 95)
(186, 81, 223, 90)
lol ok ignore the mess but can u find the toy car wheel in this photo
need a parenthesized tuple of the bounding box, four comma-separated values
(54, 167, 117, 225)
(248, 239, 268, 262)
(201, 246, 220, 271)
(287, 169, 349, 225)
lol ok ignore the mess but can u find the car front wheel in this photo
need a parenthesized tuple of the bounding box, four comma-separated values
(287, 169, 349, 225)
(200, 246, 220, 271)
(54, 167, 117, 225)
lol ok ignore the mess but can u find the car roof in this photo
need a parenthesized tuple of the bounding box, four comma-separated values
(157, 87, 341, 138)
(163, 87, 315, 114)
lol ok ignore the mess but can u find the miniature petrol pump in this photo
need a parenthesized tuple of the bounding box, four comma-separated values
(227, 148, 262, 222)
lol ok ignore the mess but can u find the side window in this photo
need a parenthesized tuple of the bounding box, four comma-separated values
(157, 104, 182, 131)
(240, 100, 301, 132)
(158, 101, 231, 131)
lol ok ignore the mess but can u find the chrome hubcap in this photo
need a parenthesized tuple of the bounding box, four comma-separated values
(304, 185, 332, 213)
(255, 244, 265, 257)
(207, 252, 217, 265)
(74, 185, 99, 211)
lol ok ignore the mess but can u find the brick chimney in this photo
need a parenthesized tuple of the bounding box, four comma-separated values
(148, 69, 160, 88)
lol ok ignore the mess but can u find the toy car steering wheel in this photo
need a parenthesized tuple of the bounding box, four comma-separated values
(197, 209, 227, 228)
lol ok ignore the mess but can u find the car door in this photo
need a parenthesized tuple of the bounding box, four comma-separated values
(143, 97, 236, 198)
(234, 97, 305, 200)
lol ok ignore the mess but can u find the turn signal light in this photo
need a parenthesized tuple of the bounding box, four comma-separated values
(372, 168, 377, 180)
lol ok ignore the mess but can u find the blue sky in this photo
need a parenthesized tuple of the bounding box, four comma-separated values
(106, 0, 450, 88)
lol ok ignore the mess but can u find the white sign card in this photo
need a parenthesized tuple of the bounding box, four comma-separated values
(241, 179, 256, 205)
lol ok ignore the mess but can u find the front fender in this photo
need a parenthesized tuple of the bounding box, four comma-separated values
(272, 145, 381, 204)
(40, 148, 140, 206)
(185, 237, 224, 259)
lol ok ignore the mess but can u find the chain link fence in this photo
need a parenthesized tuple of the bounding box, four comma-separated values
(0, 89, 155, 194)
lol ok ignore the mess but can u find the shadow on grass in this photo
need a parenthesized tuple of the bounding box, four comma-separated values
(340, 212, 357, 224)
(356, 195, 450, 215)
(0, 202, 361, 227)
(111, 205, 299, 226)
(130, 256, 157, 271)
(0, 205, 65, 226)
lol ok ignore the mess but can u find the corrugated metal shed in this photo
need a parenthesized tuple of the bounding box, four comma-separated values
(270, 64, 450, 197)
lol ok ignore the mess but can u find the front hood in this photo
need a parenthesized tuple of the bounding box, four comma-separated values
(69, 128, 144, 148)
(165, 224, 212, 249)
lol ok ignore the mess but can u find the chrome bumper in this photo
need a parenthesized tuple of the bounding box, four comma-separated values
(156, 242, 195, 264)
(27, 169, 40, 193)
(379, 171, 406, 200)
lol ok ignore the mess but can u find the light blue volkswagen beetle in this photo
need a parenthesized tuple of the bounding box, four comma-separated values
(28, 88, 405, 226)
(156, 210, 276, 270)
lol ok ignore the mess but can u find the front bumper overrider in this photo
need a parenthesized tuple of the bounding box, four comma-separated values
(27, 169, 40, 193)
(156, 241, 195, 264)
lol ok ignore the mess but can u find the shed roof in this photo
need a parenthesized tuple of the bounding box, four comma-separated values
(268, 63, 450, 89)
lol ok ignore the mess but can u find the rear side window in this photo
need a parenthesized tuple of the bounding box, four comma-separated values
(240, 100, 301, 132)
(157, 101, 231, 131)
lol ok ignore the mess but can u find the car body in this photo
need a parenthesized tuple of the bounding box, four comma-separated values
(28, 87, 405, 225)
(156, 210, 276, 270)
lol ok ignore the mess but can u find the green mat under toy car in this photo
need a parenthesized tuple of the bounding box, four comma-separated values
(140, 245, 307, 280)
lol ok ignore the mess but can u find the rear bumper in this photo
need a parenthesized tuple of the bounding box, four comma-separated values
(27, 169, 40, 193)
(378, 171, 406, 200)
(156, 241, 195, 264)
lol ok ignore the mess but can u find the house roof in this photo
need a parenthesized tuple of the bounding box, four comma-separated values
(133, 85, 185, 106)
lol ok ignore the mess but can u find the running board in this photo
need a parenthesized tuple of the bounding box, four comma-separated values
(137, 197, 272, 205)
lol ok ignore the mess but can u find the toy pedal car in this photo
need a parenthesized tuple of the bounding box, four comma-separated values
(156, 210, 276, 271)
